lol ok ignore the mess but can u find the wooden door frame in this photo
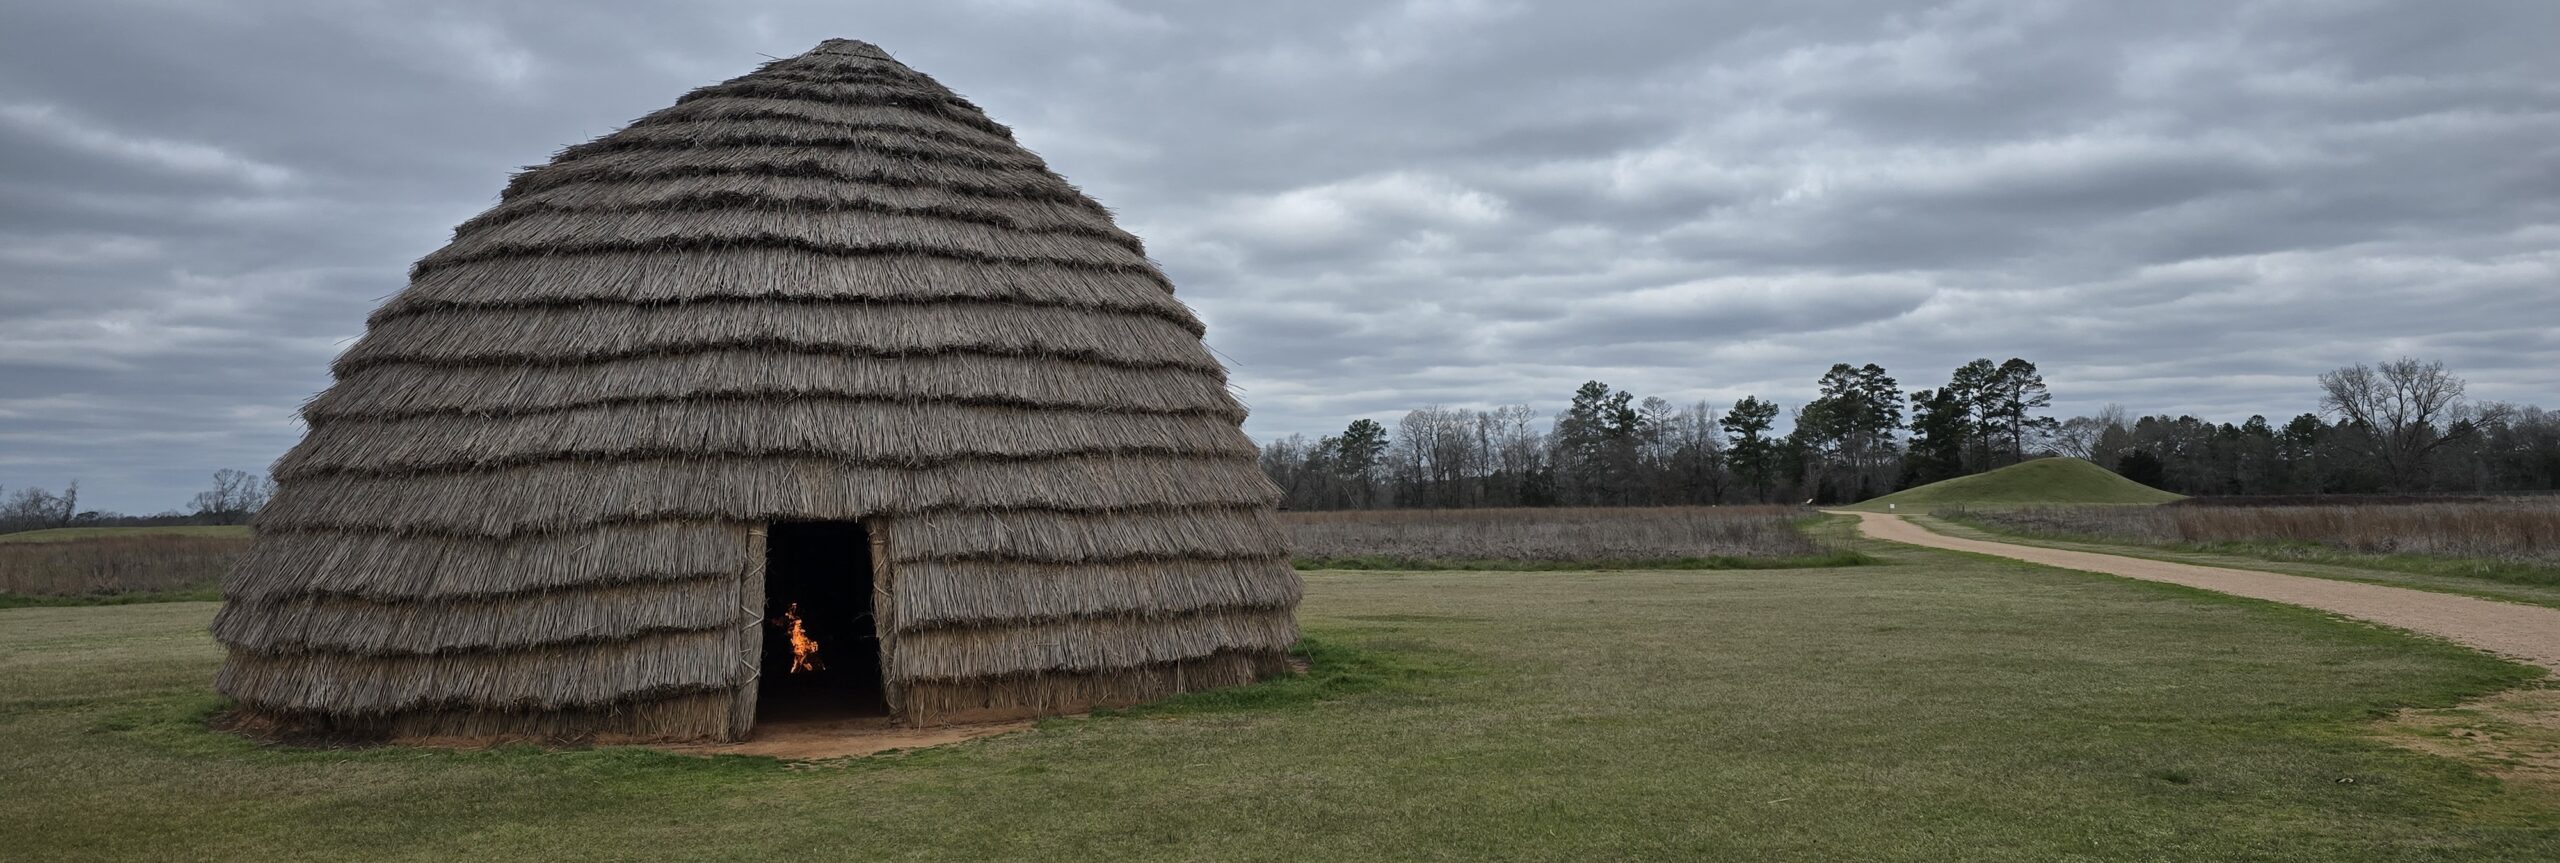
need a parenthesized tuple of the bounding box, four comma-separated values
(727, 524, 768, 740)
(729, 521, 899, 739)
(869, 526, 900, 722)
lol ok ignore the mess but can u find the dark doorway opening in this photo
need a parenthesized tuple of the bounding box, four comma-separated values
(756, 521, 886, 723)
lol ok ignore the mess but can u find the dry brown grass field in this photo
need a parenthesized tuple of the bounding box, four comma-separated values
(1949, 501, 2560, 566)
(1280, 506, 1858, 569)
(0, 533, 244, 603)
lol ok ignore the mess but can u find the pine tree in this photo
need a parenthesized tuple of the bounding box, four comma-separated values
(1986, 358, 2057, 464)
(1905, 387, 1970, 486)
(1721, 396, 1781, 503)
(1330, 418, 1389, 507)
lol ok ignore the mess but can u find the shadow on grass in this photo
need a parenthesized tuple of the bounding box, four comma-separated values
(89, 695, 780, 778)
(1077, 635, 1466, 721)
(95, 635, 1456, 775)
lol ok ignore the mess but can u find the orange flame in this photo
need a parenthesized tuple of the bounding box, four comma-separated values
(773, 602, 825, 673)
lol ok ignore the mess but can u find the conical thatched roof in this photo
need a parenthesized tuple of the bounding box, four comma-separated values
(213, 39, 1299, 740)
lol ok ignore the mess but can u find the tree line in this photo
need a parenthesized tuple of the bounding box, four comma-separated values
(0, 469, 274, 534)
(1259, 357, 2557, 510)
(7, 356, 2546, 532)
(2055, 360, 2555, 497)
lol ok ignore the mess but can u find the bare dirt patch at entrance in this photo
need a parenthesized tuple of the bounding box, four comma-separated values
(654, 716, 1035, 761)
(374, 717, 1034, 761)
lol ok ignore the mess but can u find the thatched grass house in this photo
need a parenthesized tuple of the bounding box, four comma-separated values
(213, 39, 1300, 741)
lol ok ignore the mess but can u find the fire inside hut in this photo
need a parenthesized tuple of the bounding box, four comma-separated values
(757, 522, 884, 721)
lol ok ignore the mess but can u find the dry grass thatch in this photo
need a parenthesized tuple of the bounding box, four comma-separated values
(216, 38, 1298, 741)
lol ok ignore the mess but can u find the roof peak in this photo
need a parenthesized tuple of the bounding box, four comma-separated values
(805, 38, 895, 61)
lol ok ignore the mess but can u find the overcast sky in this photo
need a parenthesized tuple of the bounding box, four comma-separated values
(2, 1, 2554, 513)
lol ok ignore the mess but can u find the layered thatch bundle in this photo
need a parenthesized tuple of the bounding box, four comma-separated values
(214, 39, 1299, 741)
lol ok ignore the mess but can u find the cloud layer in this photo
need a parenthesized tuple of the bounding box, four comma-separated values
(2, 0, 2553, 511)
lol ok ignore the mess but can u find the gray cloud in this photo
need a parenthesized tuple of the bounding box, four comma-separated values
(1, 0, 2554, 511)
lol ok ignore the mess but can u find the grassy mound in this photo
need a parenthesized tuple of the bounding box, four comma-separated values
(0, 525, 250, 544)
(1847, 457, 2181, 512)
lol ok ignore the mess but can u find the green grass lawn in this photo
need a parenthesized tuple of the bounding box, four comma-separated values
(3, 542, 2554, 861)
(1848, 458, 2183, 513)
(0, 525, 250, 543)
(1923, 514, 2560, 610)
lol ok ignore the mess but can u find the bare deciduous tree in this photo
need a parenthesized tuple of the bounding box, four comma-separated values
(190, 468, 275, 524)
(0, 481, 78, 532)
(2318, 358, 2510, 491)
(2052, 417, 2103, 459)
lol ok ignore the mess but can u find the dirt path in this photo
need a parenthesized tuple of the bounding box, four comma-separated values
(649, 716, 1032, 760)
(1836, 511, 2560, 672)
